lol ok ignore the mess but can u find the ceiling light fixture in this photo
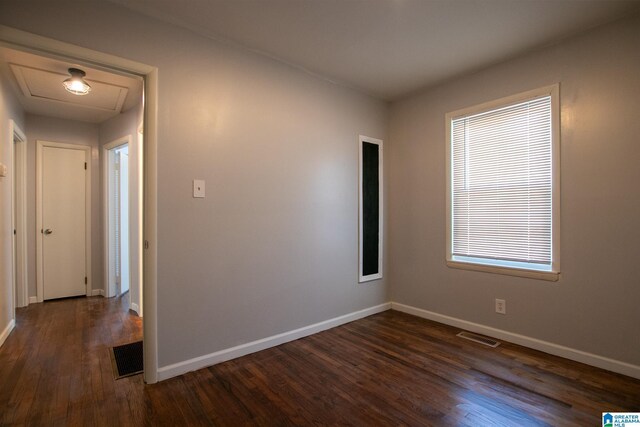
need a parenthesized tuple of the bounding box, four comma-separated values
(63, 68, 91, 95)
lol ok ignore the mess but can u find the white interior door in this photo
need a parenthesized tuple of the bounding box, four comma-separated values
(42, 146, 87, 300)
(119, 146, 130, 294)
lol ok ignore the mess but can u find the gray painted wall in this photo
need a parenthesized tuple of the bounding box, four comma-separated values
(99, 104, 141, 148)
(0, 1, 388, 367)
(7, 0, 635, 375)
(388, 13, 640, 366)
(25, 115, 101, 296)
(0, 71, 25, 336)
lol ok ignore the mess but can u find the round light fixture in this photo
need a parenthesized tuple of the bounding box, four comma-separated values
(63, 68, 91, 95)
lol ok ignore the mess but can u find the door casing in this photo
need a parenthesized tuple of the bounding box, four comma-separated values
(36, 140, 92, 303)
(103, 136, 131, 299)
(0, 23, 159, 384)
(10, 120, 28, 309)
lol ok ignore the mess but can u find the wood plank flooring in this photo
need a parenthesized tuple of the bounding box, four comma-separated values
(1, 296, 638, 426)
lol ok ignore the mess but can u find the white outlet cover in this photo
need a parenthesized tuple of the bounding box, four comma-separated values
(193, 179, 205, 198)
(495, 299, 506, 314)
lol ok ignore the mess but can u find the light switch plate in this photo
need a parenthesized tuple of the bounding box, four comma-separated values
(193, 179, 205, 198)
(0, 163, 7, 177)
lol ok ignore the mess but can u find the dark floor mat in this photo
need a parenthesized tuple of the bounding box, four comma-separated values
(111, 341, 143, 379)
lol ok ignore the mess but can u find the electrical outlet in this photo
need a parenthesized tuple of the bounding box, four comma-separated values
(495, 299, 506, 315)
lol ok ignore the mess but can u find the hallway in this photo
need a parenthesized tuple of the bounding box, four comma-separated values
(0, 296, 142, 425)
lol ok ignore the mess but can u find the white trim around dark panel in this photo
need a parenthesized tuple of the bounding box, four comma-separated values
(358, 135, 383, 283)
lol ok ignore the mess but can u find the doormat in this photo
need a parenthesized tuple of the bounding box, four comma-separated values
(110, 341, 143, 379)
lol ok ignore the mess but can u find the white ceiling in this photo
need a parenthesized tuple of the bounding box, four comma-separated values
(109, 0, 640, 100)
(0, 47, 143, 123)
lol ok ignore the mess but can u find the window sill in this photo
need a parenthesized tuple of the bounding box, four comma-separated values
(446, 260, 559, 282)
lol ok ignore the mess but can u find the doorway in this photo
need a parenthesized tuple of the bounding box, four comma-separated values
(1, 25, 159, 383)
(104, 136, 143, 316)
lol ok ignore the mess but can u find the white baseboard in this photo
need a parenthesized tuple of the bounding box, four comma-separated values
(130, 302, 140, 315)
(0, 319, 16, 348)
(391, 302, 640, 380)
(156, 300, 639, 382)
(90, 289, 105, 297)
(28, 296, 37, 304)
(157, 302, 391, 381)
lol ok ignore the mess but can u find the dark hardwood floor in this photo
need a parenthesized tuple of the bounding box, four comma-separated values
(1, 296, 638, 426)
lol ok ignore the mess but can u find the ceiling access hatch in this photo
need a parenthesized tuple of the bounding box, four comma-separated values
(10, 63, 129, 112)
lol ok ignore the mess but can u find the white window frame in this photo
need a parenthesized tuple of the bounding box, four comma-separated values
(445, 85, 560, 281)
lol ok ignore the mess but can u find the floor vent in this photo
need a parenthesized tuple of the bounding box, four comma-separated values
(110, 341, 143, 379)
(456, 331, 501, 348)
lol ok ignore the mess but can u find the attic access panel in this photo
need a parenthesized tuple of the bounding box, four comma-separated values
(10, 63, 129, 112)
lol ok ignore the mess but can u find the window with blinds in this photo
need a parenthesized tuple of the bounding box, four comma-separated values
(446, 86, 559, 277)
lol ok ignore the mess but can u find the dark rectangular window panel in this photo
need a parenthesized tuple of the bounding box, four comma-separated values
(362, 141, 379, 276)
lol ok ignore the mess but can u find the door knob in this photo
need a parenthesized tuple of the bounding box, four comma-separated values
(44, 229, 53, 235)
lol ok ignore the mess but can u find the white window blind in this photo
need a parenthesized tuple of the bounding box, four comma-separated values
(451, 95, 552, 271)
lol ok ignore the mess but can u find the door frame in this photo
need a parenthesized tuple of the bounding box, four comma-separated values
(10, 120, 28, 309)
(0, 24, 159, 383)
(103, 136, 131, 299)
(36, 140, 92, 302)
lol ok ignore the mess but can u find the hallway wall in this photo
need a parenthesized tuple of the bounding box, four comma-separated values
(0, 70, 25, 341)
(0, 1, 389, 370)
